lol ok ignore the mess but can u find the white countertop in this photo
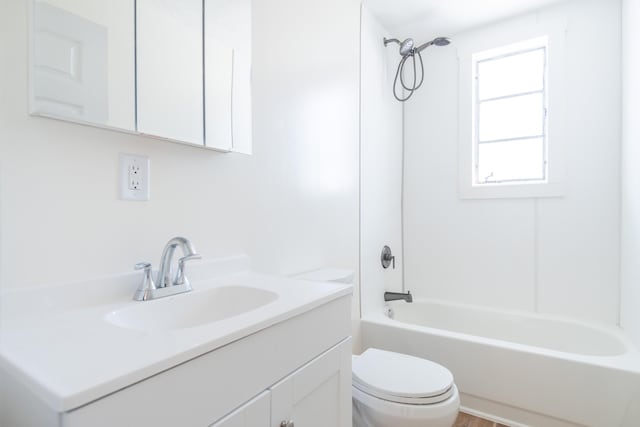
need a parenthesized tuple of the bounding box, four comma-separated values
(0, 256, 352, 412)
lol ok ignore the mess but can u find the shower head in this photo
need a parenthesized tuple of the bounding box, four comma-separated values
(384, 34, 453, 102)
(399, 38, 414, 57)
(383, 37, 417, 57)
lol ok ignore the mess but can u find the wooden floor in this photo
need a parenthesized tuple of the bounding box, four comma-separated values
(454, 412, 509, 427)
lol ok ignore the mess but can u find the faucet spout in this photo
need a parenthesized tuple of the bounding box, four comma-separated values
(133, 236, 201, 301)
(384, 291, 413, 303)
(157, 237, 200, 288)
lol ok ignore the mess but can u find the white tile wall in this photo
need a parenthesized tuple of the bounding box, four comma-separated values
(360, 7, 404, 316)
(536, 0, 621, 322)
(621, 0, 640, 348)
(403, 0, 621, 324)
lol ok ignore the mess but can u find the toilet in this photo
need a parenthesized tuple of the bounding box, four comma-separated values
(294, 268, 460, 427)
(352, 348, 459, 427)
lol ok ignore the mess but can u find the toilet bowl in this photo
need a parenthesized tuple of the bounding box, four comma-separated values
(352, 348, 459, 427)
(293, 269, 459, 427)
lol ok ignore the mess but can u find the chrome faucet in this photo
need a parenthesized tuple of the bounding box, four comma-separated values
(133, 236, 202, 301)
(384, 291, 413, 303)
(157, 237, 201, 288)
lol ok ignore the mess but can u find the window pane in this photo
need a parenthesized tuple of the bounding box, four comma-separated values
(479, 93, 544, 142)
(478, 48, 544, 100)
(477, 138, 544, 183)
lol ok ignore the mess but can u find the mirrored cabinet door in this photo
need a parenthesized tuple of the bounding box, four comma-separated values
(204, 0, 252, 153)
(29, 0, 252, 153)
(30, 0, 136, 131)
(136, 0, 204, 146)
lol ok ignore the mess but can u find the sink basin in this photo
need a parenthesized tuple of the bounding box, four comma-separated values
(106, 286, 278, 331)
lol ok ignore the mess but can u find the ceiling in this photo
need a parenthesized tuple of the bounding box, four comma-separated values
(364, 0, 572, 39)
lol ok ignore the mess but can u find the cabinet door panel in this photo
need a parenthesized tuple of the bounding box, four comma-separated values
(204, 0, 252, 152)
(137, 0, 203, 145)
(31, 0, 135, 131)
(211, 391, 270, 427)
(270, 338, 352, 427)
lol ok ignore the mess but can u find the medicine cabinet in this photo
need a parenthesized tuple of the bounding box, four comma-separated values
(29, 0, 252, 154)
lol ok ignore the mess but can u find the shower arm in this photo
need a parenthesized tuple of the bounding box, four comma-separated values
(383, 38, 401, 47)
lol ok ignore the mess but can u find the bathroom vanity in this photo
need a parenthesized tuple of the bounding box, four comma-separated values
(0, 256, 352, 426)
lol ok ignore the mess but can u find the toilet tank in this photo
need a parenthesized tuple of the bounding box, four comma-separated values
(294, 268, 354, 284)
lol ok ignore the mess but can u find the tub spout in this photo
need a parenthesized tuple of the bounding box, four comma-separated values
(384, 291, 413, 303)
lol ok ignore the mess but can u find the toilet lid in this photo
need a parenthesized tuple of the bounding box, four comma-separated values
(352, 348, 454, 404)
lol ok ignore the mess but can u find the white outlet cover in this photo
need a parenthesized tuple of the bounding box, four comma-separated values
(119, 153, 150, 201)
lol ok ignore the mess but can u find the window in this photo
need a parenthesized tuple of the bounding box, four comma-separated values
(473, 37, 547, 185)
(458, 26, 565, 200)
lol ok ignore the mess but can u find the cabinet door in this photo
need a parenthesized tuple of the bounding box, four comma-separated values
(204, 0, 252, 153)
(270, 338, 351, 427)
(136, 0, 204, 145)
(210, 391, 270, 427)
(30, 0, 136, 131)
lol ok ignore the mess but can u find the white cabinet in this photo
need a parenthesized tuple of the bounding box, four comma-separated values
(210, 338, 351, 427)
(270, 339, 352, 427)
(59, 296, 352, 427)
(29, 0, 253, 152)
(204, 0, 252, 153)
(211, 391, 270, 427)
(136, 0, 204, 145)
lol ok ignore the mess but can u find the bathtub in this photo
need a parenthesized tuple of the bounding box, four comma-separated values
(360, 299, 640, 427)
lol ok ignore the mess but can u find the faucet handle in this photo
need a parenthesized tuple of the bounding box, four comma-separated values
(174, 254, 201, 287)
(133, 262, 157, 301)
(135, 262, 152, 271)
(180, 254, 202, 263)
(381, 245, 395, 269)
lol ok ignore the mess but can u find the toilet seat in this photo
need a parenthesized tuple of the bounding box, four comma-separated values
(352, 348, 455, 405)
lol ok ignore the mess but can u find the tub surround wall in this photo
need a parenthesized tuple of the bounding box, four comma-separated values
(360, 7, 404, 317)
(621, 0, 640, 350)
(620, 6, 640, 422)
(402, 0, 621, 324)
(0, 0, 360, 317)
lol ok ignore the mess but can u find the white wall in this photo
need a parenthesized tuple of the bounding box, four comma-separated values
(0, 0, 361, 316)
(360, 7, 404, 318)
(403, 0, 621, 324)
(621, 0, 640, 347)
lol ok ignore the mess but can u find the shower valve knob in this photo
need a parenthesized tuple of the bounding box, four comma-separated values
(381, 245, 395, 269)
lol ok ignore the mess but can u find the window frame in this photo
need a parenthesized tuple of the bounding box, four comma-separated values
(474, 40, 548, 185)
(457, 18, 566, 200)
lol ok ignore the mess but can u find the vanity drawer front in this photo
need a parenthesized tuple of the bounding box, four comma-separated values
(62, 295, 350, 427)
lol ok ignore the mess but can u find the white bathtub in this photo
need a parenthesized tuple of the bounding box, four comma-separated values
(360, 299, 640, 427)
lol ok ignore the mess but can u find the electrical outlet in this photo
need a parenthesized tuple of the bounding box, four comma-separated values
(119, 154, 150, 201)
(128, 160, 142, 190)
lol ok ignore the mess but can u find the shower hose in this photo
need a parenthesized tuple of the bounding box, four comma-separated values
(393, 50, 424, 102)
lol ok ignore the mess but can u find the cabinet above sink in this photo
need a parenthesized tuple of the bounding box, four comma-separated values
(29, 0, 252, 153)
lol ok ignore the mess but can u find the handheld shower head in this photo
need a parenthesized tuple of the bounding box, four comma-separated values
(415, 36, 451, 53)
(433, 37, 451, 46)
